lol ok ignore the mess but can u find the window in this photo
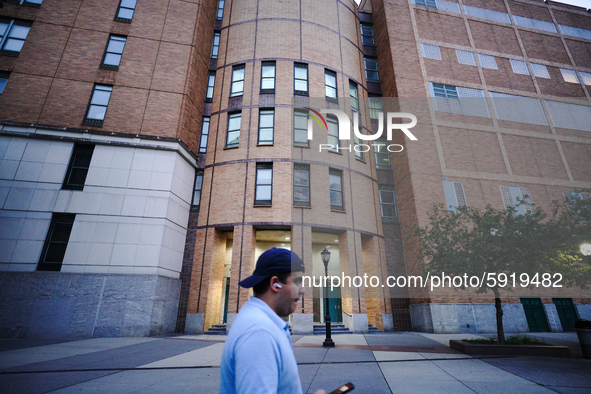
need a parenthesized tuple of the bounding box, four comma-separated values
(510, 59, 530, 75)
(531, 63, 550, 79)
(191, 170, 204, 211)
(513, 15, 557, 33)
(206, 72, 215, 102)
(456, 50, 476, 66)
(199, 117, 210, 153)
(260, 61, 276, 93)
(327, 116, 339, 151)
(361, 23, 375, 46)
(500, 186, 534, 215)
(413, 0, 460, 13)
(490, 91, 548, 126)
(258, 109, 274, 145)
(379, 187, 397, 218)
(216, 0, 225, 20)
(442, 181, 466, 212)
(478, 54, 498, 70)
(226, 112, 241, 148)
(369, 97, 383, 120)
(349, 81, 359, 112)
(100, 35, 126, 70)
(294, 63, 308, 95)
(0, 71, 9, 96)
(365, 57, 379, 82)
(374, 137, 390, 169)
(414, 0, 436, 8)
(545, 100, 591, 132)
(329, 169, 344, 211)
(421, 44, 441, 60)
(0, 19, 31, 56)
(255, 163, 272, 206)
(560, 68, 579, 84)
(83, 84, 113, 126)
(14, 0, 43, 7)
(63, 144, 94, 190)
(293, 164, 310, 207)
(325, 70, 337, 100)
(294, 110, 308, 146)
(559, 24, 591, 40)
(432, 83, 458, 98)
(580, 71, 591, 86)
(431, 83, 490, 118)
(37, 213, 76, 272)
(354, 133, 363, 160)
(230, 64, 245, 97)
(464, 5, 511, 24)
(211, 32, 220, 58)
(563, 191, 590, 201)
(115, 0, 137, 23)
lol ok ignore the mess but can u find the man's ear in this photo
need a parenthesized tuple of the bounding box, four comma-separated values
(270, 276, 281, 293)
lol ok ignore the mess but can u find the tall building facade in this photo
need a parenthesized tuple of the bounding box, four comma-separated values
(0, 0, 589, 337)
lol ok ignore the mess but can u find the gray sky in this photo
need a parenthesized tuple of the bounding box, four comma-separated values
(354, 0, 590, 10)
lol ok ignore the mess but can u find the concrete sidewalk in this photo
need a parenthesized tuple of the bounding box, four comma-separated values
(0, 333, 589, 394)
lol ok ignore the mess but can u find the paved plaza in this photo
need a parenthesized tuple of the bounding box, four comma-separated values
(0, 332, 589, 394)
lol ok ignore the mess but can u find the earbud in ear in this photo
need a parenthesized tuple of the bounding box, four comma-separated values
(273, 283, 283, 289)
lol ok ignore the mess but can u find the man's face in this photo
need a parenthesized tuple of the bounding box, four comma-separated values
(276, 271, 305, 317)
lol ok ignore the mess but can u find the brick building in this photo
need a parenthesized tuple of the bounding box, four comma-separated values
(0, 0, 589, 337)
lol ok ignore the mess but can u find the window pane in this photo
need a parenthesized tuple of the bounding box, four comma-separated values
(262, 65, 275, 78)
(326, 85, 336, 98)
(107, 38, 126, 54)
(257, 169, 272, 184)
(259, 112, 273, 127)
(118, 8, 134, 19)
(91, 90, 112, 105)
(293, 186, 309, 202)
(330, 191, 343, 207)
(3, 39, 24, 52)
(226, 131, 239, 146)
(325, 72, 336, 87)
(103, 53, 122, 66)
(380, 190, 395, 204)
(121, 0, 137, 8)
(381, 204, 397, 218)
(0, 79, 7, 95)
(261, 79, 274, 90)
(233, 67, 245, 80)
(295, 80, 307, 92)
(228, 114, 241, 130)
(329, 174, 341, 191)
(231, 81, 244, 95)
(295, 66, 307, 79)
(87, 105, 107, 120)
(256, 185, 272, 201)
(294, 112, 307, 129)
(294, 170, 309, 186)
(8, 25, 30, 40)
(0, 23, 9, 37)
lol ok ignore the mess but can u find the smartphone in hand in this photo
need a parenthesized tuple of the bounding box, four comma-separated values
(329, 382, 355, 394)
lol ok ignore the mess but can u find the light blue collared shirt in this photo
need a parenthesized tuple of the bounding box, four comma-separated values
(220, 297, 302, 394)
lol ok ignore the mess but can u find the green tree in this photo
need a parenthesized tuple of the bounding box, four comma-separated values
(412, 196, 590, 344)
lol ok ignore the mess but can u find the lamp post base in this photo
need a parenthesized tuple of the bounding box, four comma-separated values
(322, 338, 335, 347)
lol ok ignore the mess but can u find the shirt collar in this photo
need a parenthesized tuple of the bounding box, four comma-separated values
(250, 296, 290, 333)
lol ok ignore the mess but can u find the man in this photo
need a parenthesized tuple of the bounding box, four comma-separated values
(220, 248, 325, 394)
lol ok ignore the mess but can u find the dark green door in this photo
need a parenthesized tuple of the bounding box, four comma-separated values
(521, 298, 549, 332)
(327, 287, 342, 323)
(223, 280, 230, 323)
(553, 298, 578, 332)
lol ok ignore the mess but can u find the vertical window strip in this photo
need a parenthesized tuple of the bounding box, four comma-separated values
(456, 49, 476, 66)
(116, 0, 137, 22)
(206, 72, 215, 101)
(37, 213, 76, 272)
(369, 97, 383, 120)
(84, 85, 113, 125)
(192, 170, 204, 210)
(329, 168, 344, 210)
(101, 35, 126, 69)
(361, 23, 375, 46)
(374, 137, 391, 169)
(365, 57, 379, 82)
(293, 164, 310, 207)
(560, 68, 579, 84)
(211, 32, 220, 58)
(294, 63, 308, 95)
(478, 54, 498, 70)
(354, 133, 363, 160)
(260, 61, 276, 93)
(349, 82, 359, 113)
(63, 144, 95, 190)
(230, 64, 245, 97)
(0, 71, 9, 96)
(226, 112, 241, 148)
(379, 189, 397, 218)
(421, 43, 442, 60)
(327, 116, 339, 151)
(255, 163, 273, 205)
(258, 109, 274, 145)
(216, 0, 225, 20)
(531, 63, 550, 79)
(199, 117, 210, 153)
(325, 70, 337, 99)
(510, 59, 530, 75)
(293, 111, 309, 146)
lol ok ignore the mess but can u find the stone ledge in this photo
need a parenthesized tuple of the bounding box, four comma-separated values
(449, 340, 572, 358)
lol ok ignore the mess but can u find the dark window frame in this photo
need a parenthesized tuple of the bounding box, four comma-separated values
(6, 0, 43, 8)
(365, 57, 379, 82)
(211, 31, 221, 59)
(349, 80, 359, 113)
(327, 115, 339, 152)
(114, 0, 137, 23)
(199, 117, 210, 153)
(260, 61, 276, 94)
(293, 110, 309, 147)
(206, 71, 216, 102)
(100, 34, 127, 71)
(360, 23, 375, 46)
(379, 186, 398, 219)
(216, 0, 225, 20)
(258, 108, 274, 145)
(62, 144, 95, 190)
(191, 170, 204, 211)
(0, 19, 32, 57)
(254, 163, 273, 206)
(37, 213, 76, 272)
(374, 137, 391, 170)
(83, 84, 113, 126)
(329, 168, 344, 211)
(0, 71, 9, 96)
(294, 62, 308, 96)
(230, 64, 245, 97)
(226, 112, 241, 148)
(325, 69, 338, 102)
(293, 163, 310, 207)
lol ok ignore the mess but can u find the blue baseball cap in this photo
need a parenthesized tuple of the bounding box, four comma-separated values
(238, 248, 305, 288)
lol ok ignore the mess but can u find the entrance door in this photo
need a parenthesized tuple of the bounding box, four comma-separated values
(327, 287, 342, 323)
(553, 298, 578, 332)
(521, 298, 550, 332)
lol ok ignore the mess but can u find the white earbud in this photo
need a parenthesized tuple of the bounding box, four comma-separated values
(273, 283, 283, 289)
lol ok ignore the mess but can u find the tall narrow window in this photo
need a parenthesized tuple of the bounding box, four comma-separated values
(258, 109, 274, 145)
(191, 170, 204, 211)
(0, 19, 32, 56)
(442, 181, 467, 212)
(226, 112, 241, 148)
(325, 69, 337, 100)
(354, 134, 363, 160)
(327, 116, 339, 151)
(329, 169, 344, 211)
(100, 35, 126, 70)
(294, 63, 308, 96)
(255, 163, 273, 206)
(115, 0, 137, 22)
(216, 0, 225, 20)
(369, 97, 383, 120)
(294, 110, 308, 146)
(206, 72, 215, 102)
(379, 187, 397, 218)
(83, 85, 113, 126)
(37, 213, 76, 272)
(0, 71, 9, 96)
(349, 81, 359, 112)
(63, 144, 94, 190)
(374, 137, 390, 169)
(211, 32, 220, 58)
(365, 57, 379, 82)
(260, 61, 276, 93)
(293, 164, 310, 207)
(361, 23, 375, 46)
(199, 117, 210, 153)
(500, 186, 534, 215)
(230, 64, 245, 97)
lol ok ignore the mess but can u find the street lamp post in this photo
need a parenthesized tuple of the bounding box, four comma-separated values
(321, 248, 335, 347)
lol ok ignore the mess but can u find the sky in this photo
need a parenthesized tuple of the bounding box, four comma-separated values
(354, 0, 591, 10)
